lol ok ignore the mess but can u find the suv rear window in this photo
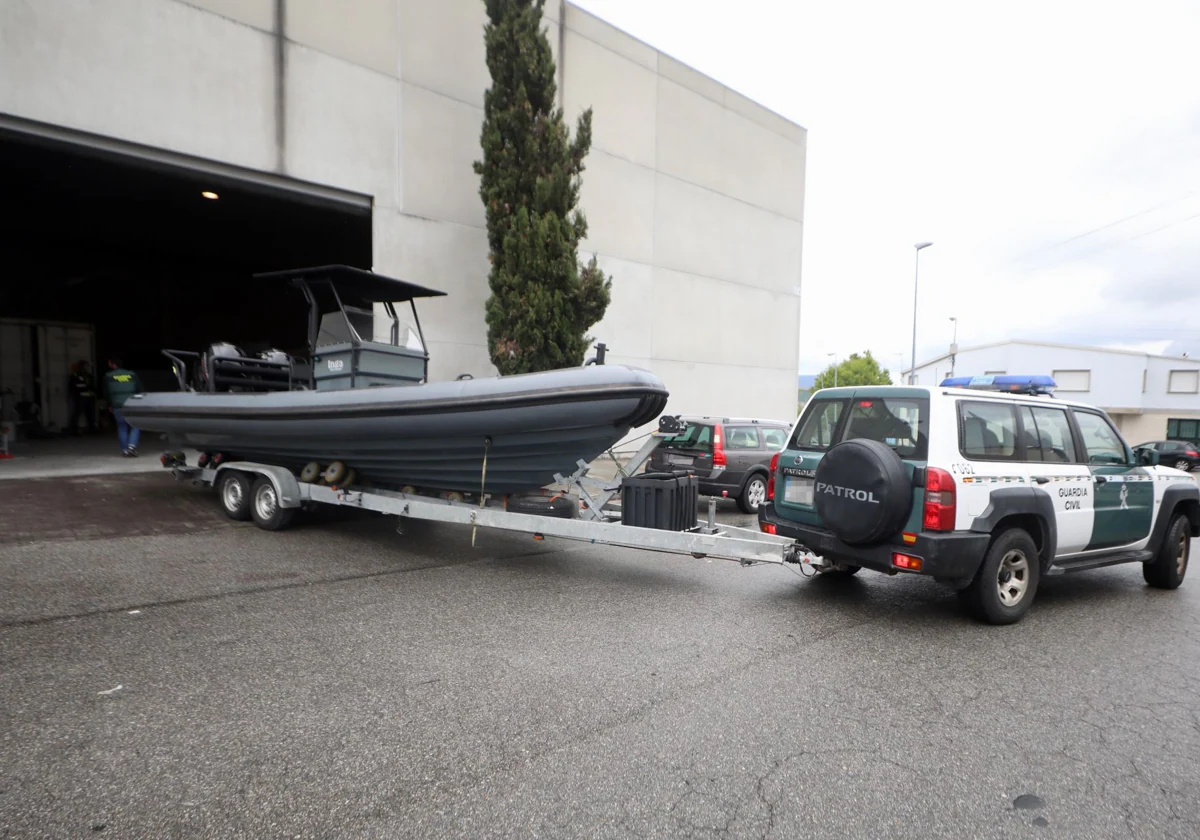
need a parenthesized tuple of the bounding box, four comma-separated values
(843, 397, 928, 459)
(790, 397, 928, 459)
(791, 400, 843, 451)
(659, 423, 712, 452)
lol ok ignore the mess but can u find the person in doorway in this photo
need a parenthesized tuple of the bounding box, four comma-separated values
(103, 358, 143, 457)
(68, 360, 97, 435)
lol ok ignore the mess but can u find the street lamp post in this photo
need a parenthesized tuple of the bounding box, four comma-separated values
(827, 352, 838, 388)
(949, 316, 958, 377)
(910, 242, 934, 384)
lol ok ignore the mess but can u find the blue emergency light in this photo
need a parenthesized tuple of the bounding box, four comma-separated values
(939, 374, 1057, 395)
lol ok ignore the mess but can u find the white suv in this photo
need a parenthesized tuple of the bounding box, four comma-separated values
(758, 375, 1199, 624)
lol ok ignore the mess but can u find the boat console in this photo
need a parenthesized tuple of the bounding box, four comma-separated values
(164, 265, 446, 393)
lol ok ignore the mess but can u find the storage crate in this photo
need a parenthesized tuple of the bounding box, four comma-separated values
(621, 472, 699, 531)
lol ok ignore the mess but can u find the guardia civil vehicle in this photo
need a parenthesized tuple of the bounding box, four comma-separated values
(758, 375, 1199, 624)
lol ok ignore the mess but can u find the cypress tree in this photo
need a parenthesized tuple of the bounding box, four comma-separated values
(473, 0, 612, 375)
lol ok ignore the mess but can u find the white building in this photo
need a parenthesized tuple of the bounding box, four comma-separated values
(0, 0, 806, 433)
(905, 340, 1200, 443)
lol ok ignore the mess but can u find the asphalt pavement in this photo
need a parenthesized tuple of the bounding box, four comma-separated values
(2, 473, 1198, 839)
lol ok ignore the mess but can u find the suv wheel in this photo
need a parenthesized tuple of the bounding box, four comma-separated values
(1173, 459, 1192, 472)
(739, 475, 767, 514)
(960, 528, 1040, 625)
(1144, 513, 1190, 589)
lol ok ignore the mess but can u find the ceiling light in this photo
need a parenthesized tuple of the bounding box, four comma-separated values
(201, 190, 219, 200)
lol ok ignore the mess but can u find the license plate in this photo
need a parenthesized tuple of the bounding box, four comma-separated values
(784, 477, 814, 506)
(667, 454, 693, 466)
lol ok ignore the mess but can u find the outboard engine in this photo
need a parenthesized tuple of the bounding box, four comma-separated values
(196, 342, 247, 391)
(256, 348, 290, 365)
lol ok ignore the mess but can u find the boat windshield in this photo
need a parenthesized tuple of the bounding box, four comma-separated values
(317, 305, 375, 346)
(316, 303, 425, 352)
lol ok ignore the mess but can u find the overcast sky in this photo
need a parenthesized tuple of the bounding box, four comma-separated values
(573, 0, 1200, 380)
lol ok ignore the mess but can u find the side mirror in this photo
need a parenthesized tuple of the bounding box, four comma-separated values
(1137, 448, 1159, 467)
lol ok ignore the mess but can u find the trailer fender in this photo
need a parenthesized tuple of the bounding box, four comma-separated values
(214, 463, 302, 508)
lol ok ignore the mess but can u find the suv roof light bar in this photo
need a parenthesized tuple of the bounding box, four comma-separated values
(939, 374, 1057, 395)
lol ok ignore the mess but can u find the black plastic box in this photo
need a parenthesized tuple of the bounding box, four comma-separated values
(621, 472, 699, 531)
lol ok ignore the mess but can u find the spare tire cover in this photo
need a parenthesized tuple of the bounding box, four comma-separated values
(813, 439, 913, 545)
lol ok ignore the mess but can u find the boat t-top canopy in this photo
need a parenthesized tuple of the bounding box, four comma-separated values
(253, 264, 447, 305)
(252, 264, 445, 386)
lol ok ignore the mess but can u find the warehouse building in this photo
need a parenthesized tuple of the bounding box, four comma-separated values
(905, 340, 1200, 443)
(0, 0, 806, 438)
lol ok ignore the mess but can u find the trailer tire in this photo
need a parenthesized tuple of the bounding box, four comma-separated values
(299, 461, 321, 483)
(250, 477, 296, 531)
(217, 470, 253, 521)
(506, 493, 578, 519)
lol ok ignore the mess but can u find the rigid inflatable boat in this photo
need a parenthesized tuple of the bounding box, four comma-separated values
(121, 266, 668, 493)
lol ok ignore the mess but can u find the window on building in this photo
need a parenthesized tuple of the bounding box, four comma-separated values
(960, 401, 1018, 460)
(1020, 406, 1077, 463)
(1053, 370, 1091, 392)
(1167, 418, 1200, 442)
(1168, 370, 1199, 394)
(1073, 411, 1128, 465)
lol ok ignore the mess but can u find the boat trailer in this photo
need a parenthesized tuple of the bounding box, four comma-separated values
(164, 426, 830, 572)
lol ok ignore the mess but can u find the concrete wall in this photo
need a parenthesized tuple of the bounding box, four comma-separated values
(0, 0, 806, 430)
(1111, 412, 1168, 444)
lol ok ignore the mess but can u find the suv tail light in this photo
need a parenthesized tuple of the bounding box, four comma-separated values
(1187, 450, 1199, 458)
(923, 467, 956, 531)
(712, 424, 727, 467)
(767, 451, 780, 500)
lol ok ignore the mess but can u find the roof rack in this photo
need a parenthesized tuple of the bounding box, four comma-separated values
(939, 374, 1057, 396)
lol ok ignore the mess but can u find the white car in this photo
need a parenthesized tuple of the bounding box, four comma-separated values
(759, 374, 1199, 624)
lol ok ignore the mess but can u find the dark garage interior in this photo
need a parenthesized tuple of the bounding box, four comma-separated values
(0, 126, 373, 434)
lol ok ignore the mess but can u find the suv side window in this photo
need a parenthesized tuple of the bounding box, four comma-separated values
(1020, 405, 1077, 463)
(791, 400, 844, 450)
(725, 426, 760, 450)
(959, 401, 1018, 460)
(1073, 411, 1129, 465)
(761, 428, 788, 451)
(1162, 441, 1181, 451)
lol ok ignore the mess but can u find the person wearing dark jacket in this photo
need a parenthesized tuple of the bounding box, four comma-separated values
(104, 358, 143, 456)
(68, 361, 97, 435)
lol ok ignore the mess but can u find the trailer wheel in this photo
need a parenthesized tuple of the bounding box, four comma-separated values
(505, 493, 577, 518)
(251, 477, 296, 531)
(342, 469, 357, 487)
(299, 461, 321, 483)
(217, 470, 253, 521)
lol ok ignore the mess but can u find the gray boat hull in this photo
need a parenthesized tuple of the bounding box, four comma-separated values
(121, 365, 668, 493)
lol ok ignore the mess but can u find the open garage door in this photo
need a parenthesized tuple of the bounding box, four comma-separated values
(0, 122, 372, 437)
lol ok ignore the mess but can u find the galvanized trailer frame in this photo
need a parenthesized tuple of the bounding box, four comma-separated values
(167, 433, 820, 569)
